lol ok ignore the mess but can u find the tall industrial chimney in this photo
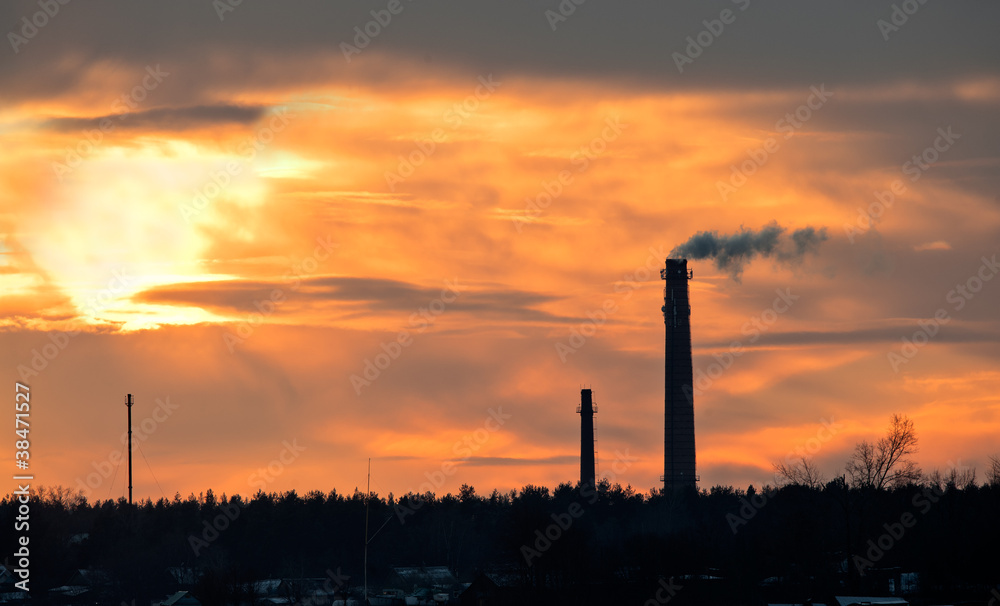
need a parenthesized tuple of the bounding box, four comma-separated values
(126, 393, 134, 504)
(578, 388, 597, 487)
(661, 259, 697, 490)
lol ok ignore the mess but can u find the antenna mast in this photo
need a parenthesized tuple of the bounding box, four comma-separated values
(126, 394, 134, 504)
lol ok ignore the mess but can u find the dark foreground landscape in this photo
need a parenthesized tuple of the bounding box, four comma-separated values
(3, 474, 999, 606)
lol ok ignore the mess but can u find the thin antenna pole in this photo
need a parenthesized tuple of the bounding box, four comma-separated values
(126, 394, 134, 505)
(364, 458, 370, 602)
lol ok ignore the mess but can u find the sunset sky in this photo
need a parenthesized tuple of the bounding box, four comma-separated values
(2, 1, 999, 502)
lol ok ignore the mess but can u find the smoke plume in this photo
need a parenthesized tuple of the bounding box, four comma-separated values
(670, 222, 828, 281)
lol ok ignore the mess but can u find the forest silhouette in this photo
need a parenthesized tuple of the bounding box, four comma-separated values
(4, 468, 999, 605)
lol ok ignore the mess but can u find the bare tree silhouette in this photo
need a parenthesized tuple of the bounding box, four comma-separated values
(773, 456, 826, 489)
(845, 413, 921, 490)
(988, 453, 1000, 487)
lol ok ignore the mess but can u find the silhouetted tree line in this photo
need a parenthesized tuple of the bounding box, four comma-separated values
(3, 473, 999, 605)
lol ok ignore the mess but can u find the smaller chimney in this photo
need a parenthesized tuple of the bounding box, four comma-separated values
(578, 389, 597, 487)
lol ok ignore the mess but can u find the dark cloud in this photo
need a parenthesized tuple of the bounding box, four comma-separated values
(133, 276, 571, 324)
(2, 1, 998, 104)
(38, 104, 268, 132)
